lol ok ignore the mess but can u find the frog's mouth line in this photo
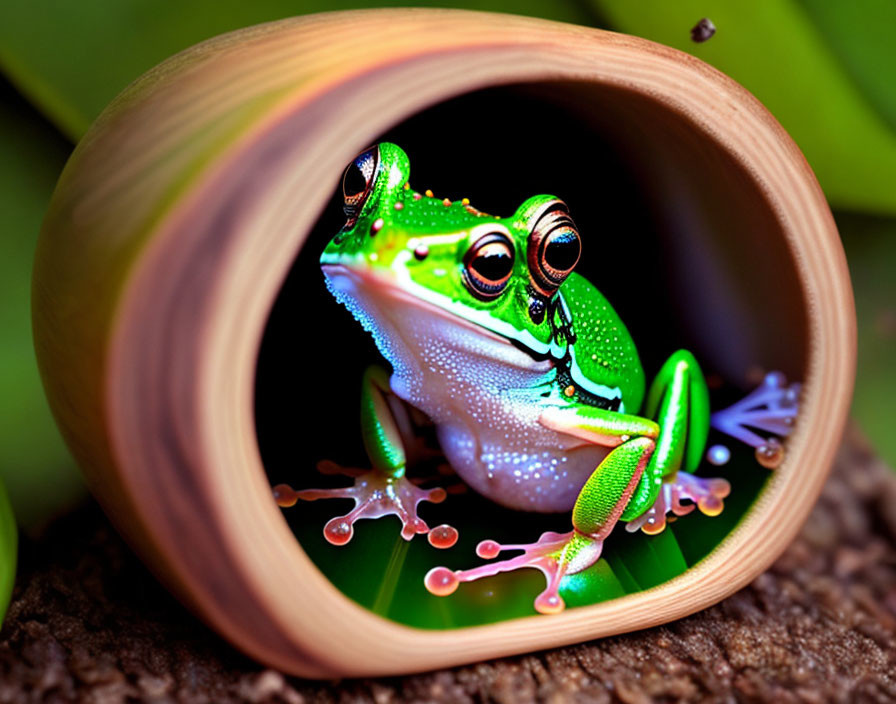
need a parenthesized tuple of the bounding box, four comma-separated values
(321, 263, 519, 350)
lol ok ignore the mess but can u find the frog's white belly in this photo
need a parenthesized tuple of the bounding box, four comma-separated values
(388, 323, 610, 513)
(324, 264, 610, 512)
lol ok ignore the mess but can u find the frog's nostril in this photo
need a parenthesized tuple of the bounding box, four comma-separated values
(334, 218, 357, 245)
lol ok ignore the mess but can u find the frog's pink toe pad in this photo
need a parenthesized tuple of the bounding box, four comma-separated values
(427, 524, 459, 549)
(425, 531, 602, 615)
(424, 567, 460, 596)
(626, 472, 731, 535)
(279, 470, 451, 546)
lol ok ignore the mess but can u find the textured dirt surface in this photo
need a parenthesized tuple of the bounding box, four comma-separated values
(1, 428, 895, 703)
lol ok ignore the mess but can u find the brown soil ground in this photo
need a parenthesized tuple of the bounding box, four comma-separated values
(1, 427, 895, 703)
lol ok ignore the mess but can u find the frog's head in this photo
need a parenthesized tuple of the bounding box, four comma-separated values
(321, 143, 582, 362)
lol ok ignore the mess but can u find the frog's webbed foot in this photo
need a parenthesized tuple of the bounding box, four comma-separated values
(710, 371, 801, 469)
(425, 530, 602, 614)
(428, 431, 654, 614)
(273, 461, 457, 548)
(625, 471, 731, 535)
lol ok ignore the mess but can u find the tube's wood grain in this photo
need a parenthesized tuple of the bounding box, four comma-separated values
(32, 10, 854, 677)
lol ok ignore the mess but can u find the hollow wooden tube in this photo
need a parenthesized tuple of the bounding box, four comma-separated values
(32, 9, 854, 677)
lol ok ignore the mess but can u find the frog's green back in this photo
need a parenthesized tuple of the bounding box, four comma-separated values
(561, 273, 645, 413)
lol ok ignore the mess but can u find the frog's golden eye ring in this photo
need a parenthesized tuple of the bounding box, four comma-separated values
(462, 232, 515, 300)
(342, 146, 379, 219)
(528, 202, 581, 297)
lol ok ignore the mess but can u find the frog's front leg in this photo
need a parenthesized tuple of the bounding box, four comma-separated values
(622, 350, 731, 535)
(274, 366, 455, 547)
(425, 409, 659, 614)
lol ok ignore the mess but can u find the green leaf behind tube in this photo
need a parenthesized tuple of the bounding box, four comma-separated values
(590, 0, 896, 215)
(0, 0, 595, 142)
(0, 480, 15, 623)
(0, 81, 85, 531)
(839, 212, 896, 468)
(797, 0, 896, 133)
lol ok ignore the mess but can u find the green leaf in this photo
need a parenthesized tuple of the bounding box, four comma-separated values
(609, 523, 687, 591)
(0, 82, 85, 531)
(797, 0, 896, 133)
(560, 559, 627, 609)
(0, 0, 595, 143)
(0, 480, 15, 624)
(839, 212, 896, 468)
(590, 0, 896, 214)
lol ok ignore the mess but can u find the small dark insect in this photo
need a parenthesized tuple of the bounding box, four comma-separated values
(690, 17, 716, 43)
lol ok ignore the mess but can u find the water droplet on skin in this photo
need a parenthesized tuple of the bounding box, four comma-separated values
(428, 524, 458, 549)
(755, 438, 784, 469)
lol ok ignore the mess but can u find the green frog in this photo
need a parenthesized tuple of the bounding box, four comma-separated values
(274, 143, 797, 614)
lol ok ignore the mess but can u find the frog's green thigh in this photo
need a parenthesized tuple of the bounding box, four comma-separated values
(621, 350, 710, 522)
(360, 365, 406, 479)
(538, 405, 659, 536)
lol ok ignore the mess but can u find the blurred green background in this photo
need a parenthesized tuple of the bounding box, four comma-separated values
(0, 0, 893, 539)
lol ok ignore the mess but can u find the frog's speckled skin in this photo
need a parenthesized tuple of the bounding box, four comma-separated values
(282, 143, 785, 615)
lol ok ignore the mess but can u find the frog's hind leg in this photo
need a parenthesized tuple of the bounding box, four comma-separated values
(621, 350, 731, 534)
(426, 434, 656, 614)
(274, 365, 455, 548)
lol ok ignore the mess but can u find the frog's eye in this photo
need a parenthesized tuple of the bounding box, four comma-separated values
(463, 232, 515, 300)
(342, 146, 378, 219)
(527, 202, 581, 297)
